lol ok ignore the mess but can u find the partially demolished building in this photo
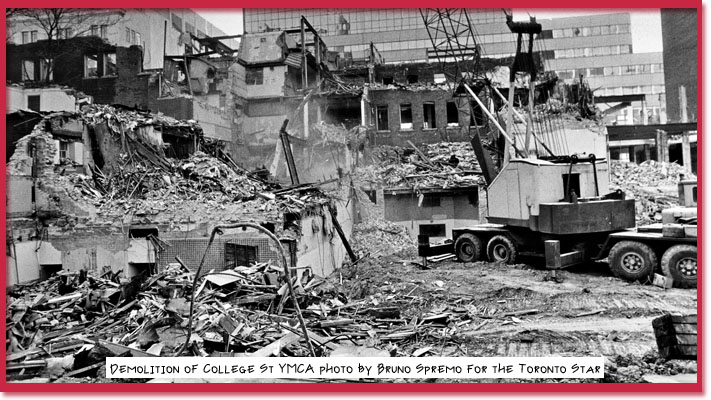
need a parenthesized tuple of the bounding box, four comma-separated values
(6, 106, 355, 285)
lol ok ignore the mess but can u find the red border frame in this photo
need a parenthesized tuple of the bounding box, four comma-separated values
(0, 0, 703, 393)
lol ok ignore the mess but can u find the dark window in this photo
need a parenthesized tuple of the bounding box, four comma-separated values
(104, 53, 117, 76)
(382, 76, 393, 85)
(59, 142, 68, 159)
(376, 106, 389, 131)
(225, 244, 258, 268)
(693, 187, 697, 203)
(245, 67, 264, 85)
(419, 224, 446, 237)
(85, 53, 99, 77)
(27, 95, 40, 112)
(446, 102, 459, 125)
(91, 25, 108, 38)
(363, 189, 377, 204)
(128, 227, 159, 238)
(421, 194, 441, 207)
(468, 192, 479, 206)
(407, 74, 418, 84)
(562, 173, 581, 198)
(423, 102, 436, 129)
(400, 104, 413, 129)
(539, 29, 553, 39)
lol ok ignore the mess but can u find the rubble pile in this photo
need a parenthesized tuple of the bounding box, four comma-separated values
(351, 188, 416, 258)
(15, 106, 341, 228)
(609, 161, 694, 224)
(7, 257, 487, 382)
(359, 142, 482, 190)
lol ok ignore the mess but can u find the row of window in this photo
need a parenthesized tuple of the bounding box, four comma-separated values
(20, 52, 117, 82)
(557, 63, 664, 80)
(125, 28, 142, 46)
(20, 24, 111, 44)
(551, 23, 630, 39)
(598, 85, 666, 97)
(246, 9, 506, 36)
(374, 101, 484, 131)
(554, 45, 632, 59)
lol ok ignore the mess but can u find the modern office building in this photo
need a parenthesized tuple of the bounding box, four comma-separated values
(244, 9, 666, 124)
(661, 8, 697, 123)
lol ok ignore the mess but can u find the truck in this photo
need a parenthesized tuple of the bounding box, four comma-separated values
(419, 155, 697, 288)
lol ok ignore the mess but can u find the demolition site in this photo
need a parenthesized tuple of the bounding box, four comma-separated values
(4, 8, 698, 384)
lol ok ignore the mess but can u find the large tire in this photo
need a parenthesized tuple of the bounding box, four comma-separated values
(454, 233, 483, 263)
(661, 245, 697, 289)
(486, 235, 518, 264)
(608, 241, 657, 282)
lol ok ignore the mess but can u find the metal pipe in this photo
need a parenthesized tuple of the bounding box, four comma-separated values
(179, 223, 315, 357)
(463, 84, 521, 156)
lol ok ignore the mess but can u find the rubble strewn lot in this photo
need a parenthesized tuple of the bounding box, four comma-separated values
(610, 160, 694, 224)
(7, 248, 697, 383)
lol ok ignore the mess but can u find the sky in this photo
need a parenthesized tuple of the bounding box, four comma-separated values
(195, 8, 663, 54)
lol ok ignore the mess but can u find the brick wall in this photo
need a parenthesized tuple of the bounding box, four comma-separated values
(367, 89, 471, 146)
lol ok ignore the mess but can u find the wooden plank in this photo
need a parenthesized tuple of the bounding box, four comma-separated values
(46, 292, 83, 305)
(304, 329, 340, 351)
(503, 309, 539, 317)
(64, 362, 104, 378)
(98, 340, 157, 358)
(319, 319, 355, 328)
(249, 333, 300, 357)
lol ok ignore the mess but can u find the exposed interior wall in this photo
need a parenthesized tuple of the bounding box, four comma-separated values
(241, 64, 288, 98)
(296, 191, 356, 277)
(5, 237, 156, 285)
(383, 190, 480, 240)
(6, 86, 79, 113)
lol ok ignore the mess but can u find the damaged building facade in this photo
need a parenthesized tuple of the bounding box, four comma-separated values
(7, 34, 239, 155)
(6, 106, 355, 285)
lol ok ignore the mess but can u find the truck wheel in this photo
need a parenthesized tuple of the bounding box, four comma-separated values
(486, 235, 518, 264)
(454, 233, 483, 263)
(661, 245, 697, 289)
(608, 241, 657, 282)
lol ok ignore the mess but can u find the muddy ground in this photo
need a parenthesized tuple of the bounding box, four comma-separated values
(336, 250, 698, 383)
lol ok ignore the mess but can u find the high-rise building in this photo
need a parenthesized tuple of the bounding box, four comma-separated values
(661, 8, 697, 123)
(243, 9, 665, 124)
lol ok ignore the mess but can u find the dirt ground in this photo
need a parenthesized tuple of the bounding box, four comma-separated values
(337, 250, 698, 383)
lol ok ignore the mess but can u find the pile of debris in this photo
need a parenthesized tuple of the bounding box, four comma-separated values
(7, 255, 488, 382)
(359, 142, 482, 190)
(351, 188, 416, 259)
(609, 160, 694, 224)
(11, 105, 340, 230)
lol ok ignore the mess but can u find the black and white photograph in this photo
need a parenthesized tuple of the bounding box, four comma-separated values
(3, 7, 700, 388)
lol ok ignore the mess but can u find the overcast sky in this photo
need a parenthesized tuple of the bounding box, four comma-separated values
(195, 9, 662, 53)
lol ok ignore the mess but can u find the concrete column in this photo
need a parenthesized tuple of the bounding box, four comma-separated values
(679, 85, 688, 123)
(303, 102, 309, 138)
(626, 106, 634, 125)
(655, 130, 669, 163)
(360, 98, 367, 127)
(681, 132, 691, 170)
